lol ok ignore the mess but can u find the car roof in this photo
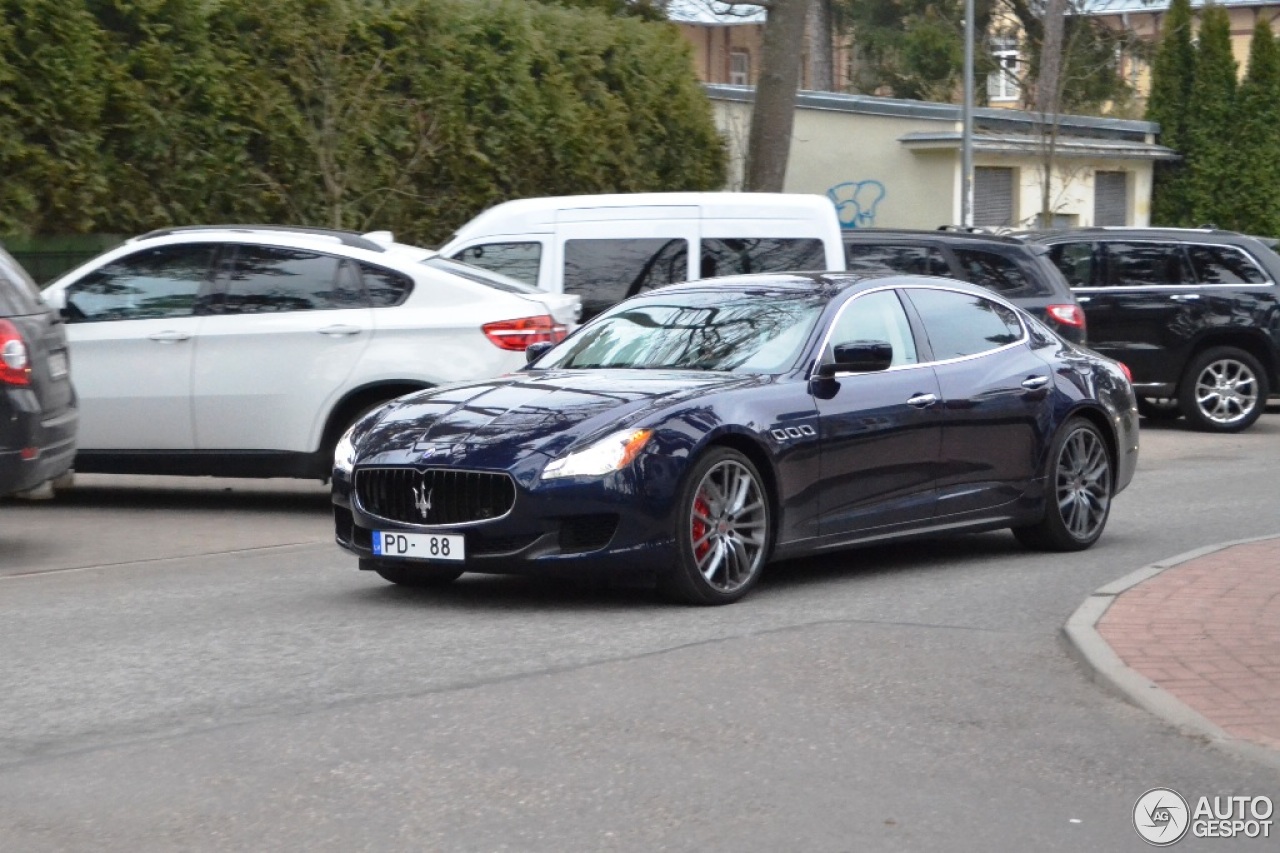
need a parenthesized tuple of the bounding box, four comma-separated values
(648, 270, 1002, 301)
(1017, 226, 1267, 245)
(126, 225, 438, 261)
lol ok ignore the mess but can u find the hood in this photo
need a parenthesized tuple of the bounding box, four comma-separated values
(355, 370, 761, 469)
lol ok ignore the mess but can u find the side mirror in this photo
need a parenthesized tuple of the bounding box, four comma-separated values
(525, 341, 554, 364)
(818, 339, 893, 376)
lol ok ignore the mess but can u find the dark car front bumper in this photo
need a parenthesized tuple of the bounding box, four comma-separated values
(332, 463, 680, 578)
(0, 386, 77, 497)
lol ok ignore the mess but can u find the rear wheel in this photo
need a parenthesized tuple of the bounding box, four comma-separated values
(1178, 346, 1268, 433)
(1013, 417, 1112, 552)
(658, 448, 771, 605)
(361, 558, 463, 587)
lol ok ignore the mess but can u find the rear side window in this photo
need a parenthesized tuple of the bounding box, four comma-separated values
(1187, 245, 1269, 284)
(1103, 242, 1194, 287)
(360, 262, 413, 307)
(451, 242, 542, 286)
(953, 248, 1049, 297)
(563, 237, 689, 319)
(907, 287, 1023, 359)
(63, 244, 216, 322)
(1047, 242, 1096, 288)
(700, 238, 826, 277)
(220, 246, 360, 313)
(0, 247, 43, 315)
(844, 243, 950, 277)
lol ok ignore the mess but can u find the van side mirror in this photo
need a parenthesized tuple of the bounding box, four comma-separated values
(817, 340, 893, 376)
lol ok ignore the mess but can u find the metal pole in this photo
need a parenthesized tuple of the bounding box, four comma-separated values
(961, 0, 974, 227)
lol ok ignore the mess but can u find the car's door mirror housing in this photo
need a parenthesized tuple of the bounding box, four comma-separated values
(818, 340, 893, 376)
(525, 341, 554, 364)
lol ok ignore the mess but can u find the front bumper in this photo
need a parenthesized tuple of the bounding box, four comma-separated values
(332, 464, 678, 578)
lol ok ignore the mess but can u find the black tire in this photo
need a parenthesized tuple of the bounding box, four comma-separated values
(1136, 397, 1181, 421)
(1013, 417, 1113, 552)
(1177, 346, 1268, 433)
(657, 447, 772, 605)
(361, 558, 463, 587)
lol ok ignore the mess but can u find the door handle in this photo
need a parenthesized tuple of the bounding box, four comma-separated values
(148, 331, 191, 343)
(907, 393, 939, 408)
(1075, 295, 1091, 304)
(1022, 375, 1050, 390)
(317, 324, 362, 337)
(1169, 293, 1201, 302)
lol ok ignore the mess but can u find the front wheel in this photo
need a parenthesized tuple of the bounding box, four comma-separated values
(1013, 418, 1112, 552)
(361, 558, 463, 587)
(658, 448, 772, 605)
(1178, 346, 1268, 433)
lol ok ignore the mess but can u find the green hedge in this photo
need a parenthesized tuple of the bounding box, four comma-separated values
(0, 0, 726, 247)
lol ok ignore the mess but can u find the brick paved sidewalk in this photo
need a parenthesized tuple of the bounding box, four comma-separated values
(1097, 538, 1280, 751)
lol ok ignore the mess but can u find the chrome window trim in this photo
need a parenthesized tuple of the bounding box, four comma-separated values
(1061, 239, 1275, 289)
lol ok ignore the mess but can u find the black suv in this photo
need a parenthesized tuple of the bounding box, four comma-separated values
(1022, 228, 1280, 433)
(842, 228, 1087, 344)
(0, 244, 77, 497)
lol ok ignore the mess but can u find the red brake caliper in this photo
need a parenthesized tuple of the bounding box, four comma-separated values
(692, 494, 712, 561)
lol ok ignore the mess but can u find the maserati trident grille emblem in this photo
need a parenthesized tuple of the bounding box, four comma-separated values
(412, 484, 433, 520)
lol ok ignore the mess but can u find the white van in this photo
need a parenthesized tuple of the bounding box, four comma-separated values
(438, 192, 845, 319)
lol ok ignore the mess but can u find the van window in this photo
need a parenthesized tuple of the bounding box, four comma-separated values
(701, 238, 826, 277)
(563, 237, 689, 319)
(450, 242, 542, 287)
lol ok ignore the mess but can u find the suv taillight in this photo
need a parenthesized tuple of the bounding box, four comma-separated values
(0, 320, 31, 386)
(482, 315, 568, 352)
(1046, 304, 1086, 329)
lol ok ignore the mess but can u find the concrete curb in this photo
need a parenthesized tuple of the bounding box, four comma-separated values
(1063, 534, 1280, 771)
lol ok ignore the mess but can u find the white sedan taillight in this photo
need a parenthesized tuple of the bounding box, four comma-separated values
(482, 315, 568, 352)
(0, 320, 31, 386)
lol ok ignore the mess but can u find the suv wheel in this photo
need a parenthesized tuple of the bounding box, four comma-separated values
(1178, 346, 1268, 433)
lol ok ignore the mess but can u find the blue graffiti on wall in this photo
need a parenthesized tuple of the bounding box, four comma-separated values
(827, 180, 886, 229)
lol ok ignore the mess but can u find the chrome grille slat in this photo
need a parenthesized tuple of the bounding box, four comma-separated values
(355, 467, 516, 527)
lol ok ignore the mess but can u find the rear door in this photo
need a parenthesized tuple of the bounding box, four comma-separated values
(191, 245, 372, 452)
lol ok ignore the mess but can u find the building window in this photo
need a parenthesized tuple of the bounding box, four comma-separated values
(987, 38, 1021, 103)
(1094, 171, 1129, 226)
(729, 50, 750, 86)
(974, 166, 1016, 227)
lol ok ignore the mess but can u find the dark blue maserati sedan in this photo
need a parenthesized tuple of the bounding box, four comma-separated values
(332, 272, 1138, 605)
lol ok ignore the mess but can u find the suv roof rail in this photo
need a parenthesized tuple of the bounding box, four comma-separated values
(131, 224, 388, 253)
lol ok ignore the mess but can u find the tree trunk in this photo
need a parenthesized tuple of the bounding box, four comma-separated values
(1036, 0, 1068, 225)
(807, 0, 834, 92)
(744, 0, 810, 192)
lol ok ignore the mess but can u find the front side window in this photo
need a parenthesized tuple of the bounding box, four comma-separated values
(450, 242, 542, 287)
(1103, 242, 1194, 287)
(536, 289, 824, 374)
(953, 248, 1047, 297)
(563, 237, 689, 319)
(1187, 245, 1269, 285)
(220, 246, 355, 314)
(907, 287, 1023, 359)
(63, 243, 216, 322)
(701, 238, 826, 278)
(845, 243, 950, 277)
(827, 289, 918, 367)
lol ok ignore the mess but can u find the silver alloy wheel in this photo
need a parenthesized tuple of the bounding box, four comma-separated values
(1056, 426, 1111, 542)
(688, 459, 768, 594)
(1193, 357, 1260, 426)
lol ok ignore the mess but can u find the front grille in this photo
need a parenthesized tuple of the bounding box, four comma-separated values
(355, 467, 516, 526)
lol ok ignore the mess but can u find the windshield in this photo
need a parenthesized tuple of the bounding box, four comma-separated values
(533, 288, 826, 373)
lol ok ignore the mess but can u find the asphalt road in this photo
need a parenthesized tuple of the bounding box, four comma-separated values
(2, 415, 1279, 852)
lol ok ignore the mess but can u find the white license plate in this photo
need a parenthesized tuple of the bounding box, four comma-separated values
(48, 351, 68, 379)
(372, 531, 464, 562)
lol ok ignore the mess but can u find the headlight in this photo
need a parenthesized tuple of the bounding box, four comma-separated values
(542, 428, 653, 480)
(333, 426, 358, 474)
